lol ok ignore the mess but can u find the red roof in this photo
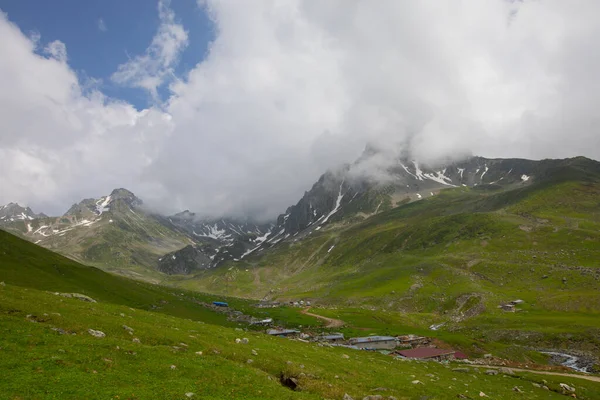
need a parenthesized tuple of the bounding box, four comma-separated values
(397, 348, 456, 359)
(454, 351, 469, 359)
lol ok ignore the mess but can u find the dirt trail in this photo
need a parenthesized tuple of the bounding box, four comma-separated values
(472, 365, 600, 383)
(301, 307, 345, 328)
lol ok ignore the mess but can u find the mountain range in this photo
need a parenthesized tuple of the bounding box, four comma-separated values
(0, 151, 597, 279)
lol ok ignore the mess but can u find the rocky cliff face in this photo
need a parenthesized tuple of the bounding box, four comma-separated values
(261, 154, 561, 248)
(157, 245, 215, 275)
(0, 203, 47, 224)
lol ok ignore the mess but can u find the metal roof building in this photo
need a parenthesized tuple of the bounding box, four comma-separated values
(349, 336, 397, 350)
(266, 329, 300, 337)
(397, 348, 456, 360)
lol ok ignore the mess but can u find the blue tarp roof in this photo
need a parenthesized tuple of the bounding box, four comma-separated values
(212, 301, 228, 306)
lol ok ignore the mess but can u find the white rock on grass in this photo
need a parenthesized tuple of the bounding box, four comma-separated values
(59, 293, 97, 303)
(88, 329, 105, 338)
(560, 383, 576, 393)
(185, 393, 195, 398)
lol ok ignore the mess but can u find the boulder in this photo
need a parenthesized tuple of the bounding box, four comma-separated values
(560, 383, 576, 393)
(88, 329, 105, 338)
(499, 367, 515, 375)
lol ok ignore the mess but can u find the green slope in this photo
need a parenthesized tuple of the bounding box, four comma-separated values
(1, 234, 599, 398)
(172, 159, 600, 359)
(0, 230, 318, 329)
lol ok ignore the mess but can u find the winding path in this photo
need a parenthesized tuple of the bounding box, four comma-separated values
(301, 307, 345, 328)
(471, 365, 600, 383)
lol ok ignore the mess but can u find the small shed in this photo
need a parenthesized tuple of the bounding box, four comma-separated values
(250, 318, 273, 326)
(498, 304, 515, 312)
(397, 348, 456, 361)
(318, 333, 345, 343)
(213, 301, 229, 307)
(266, 328, 300, 337)
(349, 336, 398, 350)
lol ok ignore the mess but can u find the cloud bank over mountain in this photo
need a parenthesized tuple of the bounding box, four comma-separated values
(1, 1, 600, 219)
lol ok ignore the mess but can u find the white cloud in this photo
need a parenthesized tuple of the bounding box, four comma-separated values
(111, 0, 188, 100)
(98, 18, 107, 32)
(44, 40, 67, 62)
(1, 1, 600, 219)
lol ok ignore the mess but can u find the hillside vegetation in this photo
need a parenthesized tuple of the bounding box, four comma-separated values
(2, 233, 599, 399)
(173, 157, 600, 360)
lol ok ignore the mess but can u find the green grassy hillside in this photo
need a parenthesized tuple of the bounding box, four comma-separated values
(1, 234, 599, 399)
(0, 230, 319, 329)
(172, 160, 600, 360)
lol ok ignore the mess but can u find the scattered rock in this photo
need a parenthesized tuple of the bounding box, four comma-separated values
(122, 325, 134, 333)
(185, 393, 195, 398)
(372, 387, 388, 391)
(87, 329, 105, 338)
(59, 293, 97, 303)
(170, 365, 177, 370)
(388, 397, 398, 400)
(479, 392, 488, 397)
(411, 380, 423, 385)
(485, 369, 498, 376)
(342, 354, 350, 359)
(51, 327, 67, 335)
(0, 282, 5, 286)
(343, 394, 354, 400)
(247, 359, 254, 364)
(513, 386, 523, 393)
(251, 349, 258, 356)
(560, 383, 576, 393)
(241, 338, 249, 344)
(195, 351, 203, 355)
(532, 383, 541, 388)
(499, 367, 515, 375)
(235, 338, 241, 344)
(483, 354, 492, 359)
(120, 313, 126, 317)
(132, 338, 141, 343)
(362, 396, 383, 400)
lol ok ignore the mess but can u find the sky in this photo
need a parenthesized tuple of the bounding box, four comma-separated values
(1, 0, 599, 219)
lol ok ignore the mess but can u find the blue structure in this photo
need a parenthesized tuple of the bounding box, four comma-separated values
(212, 301, 229, 307)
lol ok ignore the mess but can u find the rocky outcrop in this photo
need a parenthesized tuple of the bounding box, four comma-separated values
(157, 245, 214, 275)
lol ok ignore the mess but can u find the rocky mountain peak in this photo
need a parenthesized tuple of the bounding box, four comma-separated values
(109, 188, 142, 206)
(0, 202, 46, 224)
